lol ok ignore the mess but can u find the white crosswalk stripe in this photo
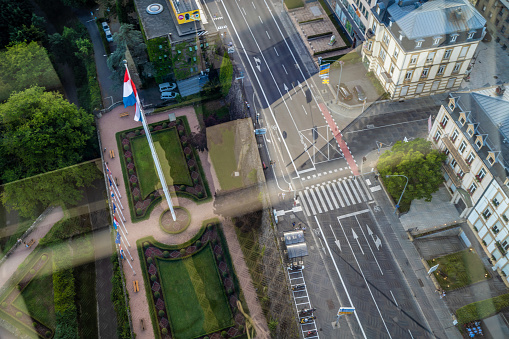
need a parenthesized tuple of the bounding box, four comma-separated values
(197, 31, 208, 36)
(213, 17, 224, 20)
(217, 25, 227, 30)
(300, 179, 372, 216)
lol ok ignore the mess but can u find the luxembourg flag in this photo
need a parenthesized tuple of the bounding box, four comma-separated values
(123, 69, 142, 122)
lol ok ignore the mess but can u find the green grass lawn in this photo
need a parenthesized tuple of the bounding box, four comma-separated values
(158, 244, 233, 339)
(75, 262, 98, 338)
(131, 128, 192, 199)
(284, 0, 304, 9)
(208, 127, 243, 190)
(12, 258, 55, 328)
(427, 249, 490, 291)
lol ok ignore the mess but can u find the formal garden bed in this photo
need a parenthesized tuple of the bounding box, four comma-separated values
(137, 221, 249, 339)
(116, 116, 211, 222)
(0, 252, 54, 338)
(428, 249, 491, 291)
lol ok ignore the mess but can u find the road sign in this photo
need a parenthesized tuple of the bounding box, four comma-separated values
(322, 78, 329, 84)
(255, 128, 266, 135)
(338, 307, 355, 315)
(319, 63, 330, 78)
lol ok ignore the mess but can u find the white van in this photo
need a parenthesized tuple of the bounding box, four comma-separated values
(161, 92, 177, 100)
(158, 83, 177, 92)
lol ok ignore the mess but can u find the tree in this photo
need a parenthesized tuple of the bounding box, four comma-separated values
(377, 138, 446, 211)
(1, 161, 101, 218)
(0, 86, 96, 183)
(189, 127, 208, 152)
(0, 41, 61, 101)
(0, 0, 34, 47)
(60, 0, 87, 8)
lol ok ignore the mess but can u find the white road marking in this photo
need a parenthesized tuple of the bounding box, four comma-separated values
(274, 47, 279, 56)
(308, 189, 323, 214)
(356, 216, 383, 275)
(337, 182, 350, 206)
(348, 180, 362, 204)
(266, 31, 271, 39)
(301, 104, 308, 115)
(303, 190, 317, 215)
(314, 187, 328, 212)
(320, 186, 334, 210)
(353, 178, 367, 201)
(259, 15, 263, 24)
(338, 219, 392, 339)
(315, 217, 367, 339)
(299, 195, 312, 216)
(342, 181, 356, 205)
(337, 209, 370, 220)
(390, 290, 398, 307)
(282, 64, 288, 74)
(408, 329, 414, 339)
(326, 184, 339, 209)
(242, 7, 246, 15)
(331, 182, 345, 207)
(252, 1, 256, 9)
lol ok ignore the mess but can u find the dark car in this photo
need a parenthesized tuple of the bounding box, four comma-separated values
(353, 85, 367, 102)
(336, 83, 353, 101)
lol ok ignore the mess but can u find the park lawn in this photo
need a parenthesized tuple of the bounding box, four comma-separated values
(158, 244, 233, 339)
(74, 262, 98, 339)
(428, 249, 490, 291)
(11, 258, 55, 328)
(131, 128, 192, 199)
(284, 0, 304, 9)
(208, 127, 243, 190)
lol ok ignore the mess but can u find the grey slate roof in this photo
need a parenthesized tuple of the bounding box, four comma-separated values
(388, 0, 486, 40)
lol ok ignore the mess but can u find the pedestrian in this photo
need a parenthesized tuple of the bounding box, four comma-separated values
(17, 238, 22, 244)
(362, 156, 367, 163)
(298, 222, 302, 229)
(292, 222, 296, 228)
(103, 147, 106, 152)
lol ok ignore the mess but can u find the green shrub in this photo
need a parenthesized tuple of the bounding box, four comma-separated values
(217, 254, 222, 261)
(180, 248, 186, 256)
(127, 157, 132, 163)
(41, 255, 47, 261)
(238, 325, 244, 332)
(123, 144, 129, 150)
(135, 130, 140, 136)
(147, 257, 153, 263)
(149, 126, 154, 132)
(137, 208, 143, 215)
(456, 293, 509, 324)
(307, 31, 333, 40)
(220, 52, 233, 97)
(162, 122, 168, 128)
(45, 331, 52, 338)
(132, 182, 137, 188)
(158, 310, 165, 317)
(1, 302, 7, 308)
(284, 0, 304, 9)
(161, 328, 168, 335)
(129, 169, 134, 175)
(227, 288, 233, 295)
(151, 275, 157, 281)
(268, 318, 278, 332)
(198, 192, 204, 198)
(163, 251, 169, 258)
(32, 322, 37, 327)
(16, 312, 22, 318)
(222, 271, 228, 278)
(144, 242, 150, 249)
(111, 255, 131, 339)
(154, 291, 160, 298)
(134, 196, 140, 202)
(221, 330, 227, 337)
(30, 269, 35, 275)
(180, 185, 186, 191)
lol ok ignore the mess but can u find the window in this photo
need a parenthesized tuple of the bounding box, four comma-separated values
(492, 223, 500, 234)
(433, 37, 441, 45)
(496, 19, 500, 26)
(477, 167, 487, 181)
(468, 32, 475, 39)
(416, 40, 423, 47)
(482, 5, 486, 11)
(476, 139, 483, 149)
(483, 207, 492, 219)
(444, 147, 450, 155)
(466, 152, 475, 164)
(421, 68, 429, 77)
(459, 46, 468, 57)
(444, 49, 452, 59)
(446, 77, 456, 88)
(438, 65, 446, 75)
(405, 70, 413, 80)
(389, 64, 395, 75)
(393, 47, 399, 58)
(502, 238, 509, 251)
(440, 115, 449, 128)
(380, 49, 387, 61)
(426, 52, 435, 62)
(459, 140, 467, 153)
(451, 129, 459, 142)
(489, 12, 493, 18)
(415, 83, 424, 94)
(399, 34, 403, 41)
(469, 182, 477, 194)
(453, 63, 462, 73)
(451, 158, 458, 168)
(372, 22, 377, 33)
(457, 169, 465, 179)
(449, 101, 455, 110)
(400, 86, 409, 96)
(502, 26, 507, 34)
(367, 41, 373, 51)
(431, 80, 440, 91)
(383, 32, 390, 45)
(451, 35, 458, 43)
(488, 155, 495, 165)
(459, 116, 466, 125)
(434, 130, 441, 142)
(410, 55, 418, 64)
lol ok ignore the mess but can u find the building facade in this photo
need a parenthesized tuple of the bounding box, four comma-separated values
(475, 0, 509, 50)
(362, 0, 486, 100)
(429, 85, 509, 280)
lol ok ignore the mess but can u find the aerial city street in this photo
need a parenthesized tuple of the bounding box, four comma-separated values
(0, 0, 509, 338)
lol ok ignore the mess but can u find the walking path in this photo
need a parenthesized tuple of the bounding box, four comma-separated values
(97, 105, 269, 338)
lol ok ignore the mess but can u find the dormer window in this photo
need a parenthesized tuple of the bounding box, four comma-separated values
(416, 40, 423, 47)
(475, 136, 483, 149)
(467, 125, 474, 137)
(459, 115, 466, 125)
(399, 34, 403, 41)
(468, 31, 475, 39)
(433, 37, 441, 45)
(448, 98, 455, 111)
(450, 34, 459, 43)
(487, 153, 496, 165)
(377, 6, 380, 15)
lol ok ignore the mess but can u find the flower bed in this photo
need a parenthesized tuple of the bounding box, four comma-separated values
(137, 222, 248, 339)
(116, 116, 211, 222)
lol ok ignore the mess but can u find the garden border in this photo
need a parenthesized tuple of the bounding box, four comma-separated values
(158, 207, 191, 234)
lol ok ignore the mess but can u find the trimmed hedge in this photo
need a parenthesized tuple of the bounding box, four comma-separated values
(53, 251, 78, 339)
(111, 255, 131, 339)
(299, 18, 323, 24)
(314, 46, 349, 55)
(317, 0, 352, 47)
(456, 293, 509, 325)
(307, 32, 333, 40)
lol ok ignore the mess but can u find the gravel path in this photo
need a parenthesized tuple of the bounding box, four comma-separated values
(97, 105, 269, 338)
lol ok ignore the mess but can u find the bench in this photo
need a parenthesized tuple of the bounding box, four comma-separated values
(140, 318, 145, 331)
(109, 150, 115, 159)
(133, 280, 139, 293)
(27, 239, 35, 248)
(120, 112, 129, 117)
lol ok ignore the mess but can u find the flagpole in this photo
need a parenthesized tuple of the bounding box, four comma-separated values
(123, 61, 177, 221)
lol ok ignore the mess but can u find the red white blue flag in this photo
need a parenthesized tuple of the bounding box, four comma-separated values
(123, 69, 142, 122)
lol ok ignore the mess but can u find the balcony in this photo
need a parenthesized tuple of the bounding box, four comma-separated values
(442, 163, 462, 187)
(442, 136, 470, 174)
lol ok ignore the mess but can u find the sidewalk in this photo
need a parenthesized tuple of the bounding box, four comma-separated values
(365, 172, 462, 339)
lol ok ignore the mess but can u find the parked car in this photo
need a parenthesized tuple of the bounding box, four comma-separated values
(104, 29, 113, 42)
(161, 92, 178, 100)
(336, 83, 353, 101)
(158, 82, 177, 92)
(353, 85, 367, 102)
(101, 22, 110, 32)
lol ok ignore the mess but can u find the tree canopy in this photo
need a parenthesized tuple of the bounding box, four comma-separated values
(377, 138, 446, 211)
(0, 41, 61, 101)
(0, 86, 96, 183)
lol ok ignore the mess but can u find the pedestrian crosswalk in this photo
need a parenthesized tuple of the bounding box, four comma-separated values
(299, 179, 372, 216)
(197, 31, 208, 36)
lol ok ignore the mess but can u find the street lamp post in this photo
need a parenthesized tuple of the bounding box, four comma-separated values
(386, 174, 409, 214)
(319, 58, 344, 104)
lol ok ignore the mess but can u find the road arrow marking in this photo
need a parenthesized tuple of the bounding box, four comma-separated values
(335, 239, 341, 251)
(366, 225, 375, 242)
(357, 218, 383, 275)
(352, 229, 364, 255)
(282, 64, 288, 74)
(284, 84, 292, 100)
(329, 224, 340, 251)
(254, 57, 261, 72)
(375, 237, 382, 250)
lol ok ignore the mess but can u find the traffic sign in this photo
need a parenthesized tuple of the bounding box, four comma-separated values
(255, 128, 266, 135)
(319, 63, 330, 78)
(322, 78, 329, 84)
(338, 307, 355, 315)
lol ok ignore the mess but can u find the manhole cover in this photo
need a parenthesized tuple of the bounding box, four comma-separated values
(146, 3, 163, 14)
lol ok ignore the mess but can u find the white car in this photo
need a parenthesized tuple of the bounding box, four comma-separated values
(161, 92, 178, 100)
(159, 82, 177, 92)
(101, 22, 110, 32)
(104, 29, 113, 42)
